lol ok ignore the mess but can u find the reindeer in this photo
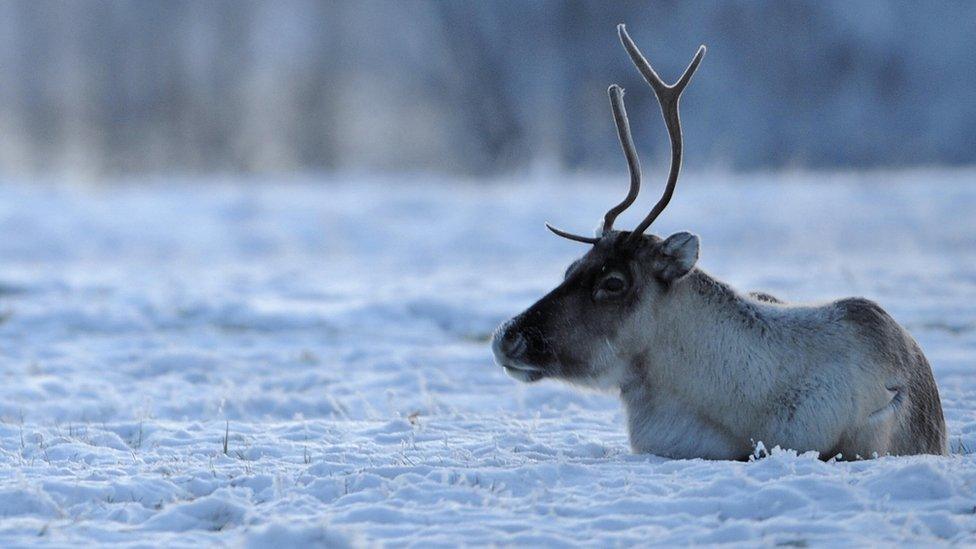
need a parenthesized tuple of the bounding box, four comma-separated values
(492, 25, 947, 460)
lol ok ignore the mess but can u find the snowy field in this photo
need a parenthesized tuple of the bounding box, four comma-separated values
(1, 170, 975, 546)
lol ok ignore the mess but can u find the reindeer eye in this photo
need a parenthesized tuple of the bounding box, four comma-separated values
(603, 277, 624, 292)
(598, 273, 627, 294)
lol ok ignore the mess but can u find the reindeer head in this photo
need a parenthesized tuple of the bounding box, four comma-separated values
(492, 25, 706, 387)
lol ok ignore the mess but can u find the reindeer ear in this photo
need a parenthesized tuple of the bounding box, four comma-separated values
(651, 232, 699, 282)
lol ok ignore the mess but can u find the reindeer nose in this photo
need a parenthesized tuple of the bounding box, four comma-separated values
(501, 329, 528, 358)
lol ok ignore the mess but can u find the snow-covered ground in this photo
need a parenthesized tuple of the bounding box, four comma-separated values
(1, 170, 975, 546)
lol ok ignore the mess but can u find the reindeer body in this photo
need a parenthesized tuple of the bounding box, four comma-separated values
(616, 269, 946, 459)
(491, 24, 946, 459)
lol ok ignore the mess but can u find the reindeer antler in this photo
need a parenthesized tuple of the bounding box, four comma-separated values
(618, 24, 705, 245)
(546, 84, 641, 244)
(546, 24, 705, 246)
(602, 85, 642, 233)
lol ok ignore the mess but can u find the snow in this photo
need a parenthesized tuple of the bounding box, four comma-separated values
(1, 170, 975, 546)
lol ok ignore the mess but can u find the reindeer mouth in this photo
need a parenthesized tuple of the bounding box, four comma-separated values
(502, 364, 546, 383)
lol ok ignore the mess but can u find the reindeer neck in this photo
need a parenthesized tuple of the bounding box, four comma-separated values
(671, 269, 772, 338)
(635, 268, 780, 402)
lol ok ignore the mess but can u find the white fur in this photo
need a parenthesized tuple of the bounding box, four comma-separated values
(577, 271, 933, 459)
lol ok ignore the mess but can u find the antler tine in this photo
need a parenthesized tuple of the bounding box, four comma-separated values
(601, 85, 641, 234)
(617, 24, 705, 243)
(545, 222, 600, 244)
(619, 25, 705, 98)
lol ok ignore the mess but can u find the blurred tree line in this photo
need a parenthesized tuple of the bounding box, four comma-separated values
(0, 0, 973, 179)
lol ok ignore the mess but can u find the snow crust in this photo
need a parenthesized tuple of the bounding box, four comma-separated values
(1, 170, 975, 545)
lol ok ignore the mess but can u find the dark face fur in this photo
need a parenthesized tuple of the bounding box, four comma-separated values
(492, 231, 699, 386)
